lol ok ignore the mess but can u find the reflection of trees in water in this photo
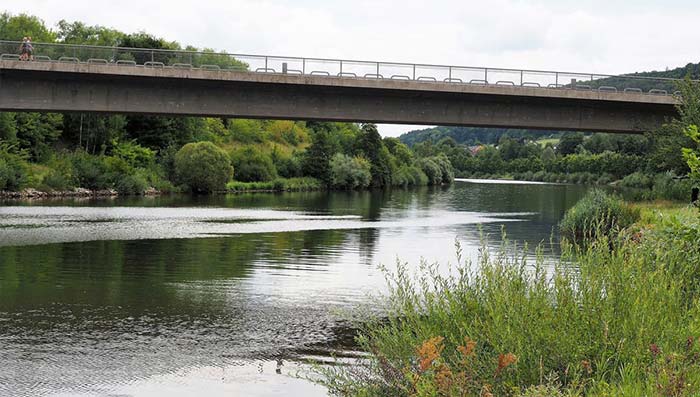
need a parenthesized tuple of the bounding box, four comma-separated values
(0, 226, 361, 314)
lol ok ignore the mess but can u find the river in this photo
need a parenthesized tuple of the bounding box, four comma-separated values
(0, 179, 588, 396)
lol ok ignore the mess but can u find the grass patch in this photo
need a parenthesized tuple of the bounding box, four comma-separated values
(226, 177, 323, 192)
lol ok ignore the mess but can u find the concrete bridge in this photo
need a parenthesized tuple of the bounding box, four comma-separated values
(0, 42, 682, 133)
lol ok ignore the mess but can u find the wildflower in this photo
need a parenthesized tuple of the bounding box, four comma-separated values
(495, 353, 518, 377)
(650, 343, 661, 358)
(417, 336, 444, 372)
(457, 337, 477, 358)
(581, 359, 592, 375)
(687, 336, 695, 351)
(435, 363, 453, 393)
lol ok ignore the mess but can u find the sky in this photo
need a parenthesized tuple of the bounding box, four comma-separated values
(4, 0, 700, 136)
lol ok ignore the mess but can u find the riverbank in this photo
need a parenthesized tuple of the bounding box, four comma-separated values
(458, 171, 695, 202)
(317, 194, 700, 396)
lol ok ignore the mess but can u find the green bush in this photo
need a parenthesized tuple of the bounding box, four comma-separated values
(175, 142, 233, 193)
(652, 172, 693, 201)
(41, 169, 74, 191)
(418, 158, 443, 185)
(0, 157, 27, 191)
(393, 164, 429, 187)
(230, 146, 277, 182)
(619, 172, 654, 189)
(560, 189, 640, 241)
(70, 151, 110, 190)
(329, 153, 372, 189)
(115, 174, 148, 195)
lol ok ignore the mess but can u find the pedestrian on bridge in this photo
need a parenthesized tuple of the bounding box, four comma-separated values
(19, 37, 33, 61)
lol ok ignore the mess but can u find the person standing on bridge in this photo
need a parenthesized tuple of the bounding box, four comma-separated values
(18, 37, 33, 61)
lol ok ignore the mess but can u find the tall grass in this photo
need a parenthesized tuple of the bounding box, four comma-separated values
(226, 177, 322, 192)
(559, 189, 639, 242)
(318, 211, 700, 396)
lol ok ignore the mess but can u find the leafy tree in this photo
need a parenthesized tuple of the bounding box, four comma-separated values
(0, 143, 28, 190)
(329, 153, 371, 189)
(56, 20, 123, 46)
(230, 146, 277, 182)
(356, 123, 392, 187)
(14, 113, 63, 162)
(175, 142, 232, 193)
(0, 12, 55, 42)
(0, 113, 18, 143)
(557, 133, 584, 155)
(303, 129, 335, 185)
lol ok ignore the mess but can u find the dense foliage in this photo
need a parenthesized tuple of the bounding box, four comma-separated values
(559, 189, 640, 242)
(175, 142, 232, 193)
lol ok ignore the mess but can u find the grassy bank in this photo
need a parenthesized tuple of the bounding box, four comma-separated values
(317, 194, 700, 396)
(225, 177, 324, 192)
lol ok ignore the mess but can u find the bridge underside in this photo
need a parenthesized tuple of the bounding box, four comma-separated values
(0, 62, 679, 133)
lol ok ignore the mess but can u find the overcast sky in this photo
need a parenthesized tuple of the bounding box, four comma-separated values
(4, 0, 699, 136)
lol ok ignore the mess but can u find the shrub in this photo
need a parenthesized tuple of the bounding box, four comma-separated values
(41, 169, 74, 191)
(619, 172, 654, 189)
(418, 158, 443, 185)
(433, 153, 455, 184)
(175, 142, 233, 193)
(230, 146, 277, 182)
(329, 153, 372, 189)
(0, 157, 27, 191)
(70, 150, 110, 190)
(560, 189, 640, 241)
(111, 140, 156, 168)
(652, 172, 693, 201)
(115, 174, 148, 195)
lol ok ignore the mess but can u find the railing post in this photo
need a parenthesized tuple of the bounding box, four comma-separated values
(340, 60, 343, 75)
(555, 72, 559, 87)
(485, 68, 488, 83)
(449, 66, 452, 80)
(265, 56, 268, 71)
(303, 58, 306, 75)
(520, 70, 523, 86)
(376, 62, 379, 76)
(151, 50, 154, 63)
(413, 64, 416, 80)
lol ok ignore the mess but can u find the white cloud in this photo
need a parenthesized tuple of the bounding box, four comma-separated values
(4, 0, 699, 136)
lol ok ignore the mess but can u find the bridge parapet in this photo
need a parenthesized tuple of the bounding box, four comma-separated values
(0, 40, 689, 98)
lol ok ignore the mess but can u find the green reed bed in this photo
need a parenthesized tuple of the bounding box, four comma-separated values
(318, 204, 700, 396)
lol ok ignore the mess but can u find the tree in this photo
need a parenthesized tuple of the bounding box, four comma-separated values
(230, 146, 277, 182)
(356, 123, 392, 187)
(330, 153, 371, 189)
(303, 129, 335, 185)
(0, 12, 56, 42)
(671, 79, 700, 178)
(557, 133, 584, 155)
(14, 113, 63, 162)
(174, 142, 232, 193)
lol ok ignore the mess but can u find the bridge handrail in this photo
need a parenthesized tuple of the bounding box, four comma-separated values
(0, 40, 694, 93)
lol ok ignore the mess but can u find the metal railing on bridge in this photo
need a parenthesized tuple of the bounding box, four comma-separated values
(0, 40, 688, 96)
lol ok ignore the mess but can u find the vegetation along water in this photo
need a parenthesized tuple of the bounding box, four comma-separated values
(4, 10, 700, 397)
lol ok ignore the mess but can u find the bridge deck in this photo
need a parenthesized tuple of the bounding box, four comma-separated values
(0, 60, 679, 133)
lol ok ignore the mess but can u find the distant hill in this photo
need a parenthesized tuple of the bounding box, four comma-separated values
(398, 127, 558, 146)
(398, 61, 700, 146)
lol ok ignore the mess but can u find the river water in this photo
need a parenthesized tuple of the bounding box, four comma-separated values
(0, 179, 588, 396)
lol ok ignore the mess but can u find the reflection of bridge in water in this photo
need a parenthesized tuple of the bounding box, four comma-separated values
(0, 40, 686, 133)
